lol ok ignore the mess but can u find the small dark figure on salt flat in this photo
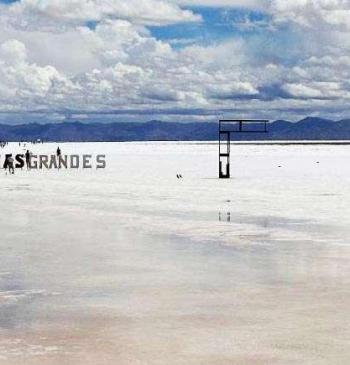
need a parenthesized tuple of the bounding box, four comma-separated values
(6, 155, 15, 174)
(25, 150, 31, 169)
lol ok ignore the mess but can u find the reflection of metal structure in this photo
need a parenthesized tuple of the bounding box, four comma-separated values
(219, 119, 268, 179)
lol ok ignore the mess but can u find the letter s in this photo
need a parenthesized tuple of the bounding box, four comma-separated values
(15, 154, 25, 169)
(96, 155, 106, 169)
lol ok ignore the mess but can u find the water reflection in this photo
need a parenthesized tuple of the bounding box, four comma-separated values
(0, 142, 349, 364)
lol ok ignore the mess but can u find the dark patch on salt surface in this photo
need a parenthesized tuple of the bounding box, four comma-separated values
(316, 193, 339, 197)
(219, 212, 308, 226)
(0, 272, 22, 293)
(0, 288, 47, 330)
(216, 211, 346, 238)
(4, 184, 31, 192)
(0, 273, 45, 330)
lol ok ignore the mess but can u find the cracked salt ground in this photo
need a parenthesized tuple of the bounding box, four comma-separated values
(0, 142, 349, 364)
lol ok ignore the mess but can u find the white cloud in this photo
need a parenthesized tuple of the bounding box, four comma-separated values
(0, 0, 349, 121)
(282, 83, 324, 99)
(0, 39, 27, 64)
(0, 39, 77, 110)
(207, 82, 259, 100)
(172, 0, 267, 9)
(270, 0, 350, 31)
(7, 0, 201, 28)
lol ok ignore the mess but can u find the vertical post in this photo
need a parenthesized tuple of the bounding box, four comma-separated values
(219, 120, 221, 177)
(219, 122, 231, 179)
(226, 131, 230, 178)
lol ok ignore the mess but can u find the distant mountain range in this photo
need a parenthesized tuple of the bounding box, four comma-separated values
(1, 117, 350, 142)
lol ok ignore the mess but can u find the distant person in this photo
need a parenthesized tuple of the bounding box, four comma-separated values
(7, 155, 14, 174)
(25, 150, 31, 169)
(3, 154, 9, 170)
(56, 146, 62, 167)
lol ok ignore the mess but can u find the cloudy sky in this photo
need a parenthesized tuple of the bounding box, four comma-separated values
(0, 0, 350, 123)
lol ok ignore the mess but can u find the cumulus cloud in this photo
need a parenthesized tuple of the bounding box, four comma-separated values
(172, 0, 268, 9)
(270, 0, 350, 31)
(0, 0, 348, 121)
(0, 39, 27, 64)
(0, 39, 77, 110)
(6, 0, 201, 28)
(207, 82, 259, 100)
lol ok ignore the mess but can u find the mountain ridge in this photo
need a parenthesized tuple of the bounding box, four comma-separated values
(0, 117, 350, 142)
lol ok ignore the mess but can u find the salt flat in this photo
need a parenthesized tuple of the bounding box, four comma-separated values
(0, 142, 349, 365)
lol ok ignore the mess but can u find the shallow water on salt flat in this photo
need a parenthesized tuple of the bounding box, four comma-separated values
(0, 142, 349, 364)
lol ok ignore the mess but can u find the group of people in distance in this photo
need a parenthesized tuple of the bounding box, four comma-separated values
(1, 140, 43, 148)
(3, 146, 62, 175)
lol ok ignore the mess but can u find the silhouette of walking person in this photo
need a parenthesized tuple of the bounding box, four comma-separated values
(56, 147, 62, 168)
(25, 150, 31, 169)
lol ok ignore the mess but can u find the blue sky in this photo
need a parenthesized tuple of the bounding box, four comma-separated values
(0, 0, 348, 123)
(150, 7, 272, 47)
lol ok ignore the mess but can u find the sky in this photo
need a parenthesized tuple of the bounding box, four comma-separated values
(0, 0, 350, 124)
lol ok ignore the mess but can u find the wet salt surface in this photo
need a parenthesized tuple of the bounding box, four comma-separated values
(0, 142, 349, 364)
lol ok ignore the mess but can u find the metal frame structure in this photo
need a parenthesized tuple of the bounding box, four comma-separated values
(219, 119, 268, 179)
